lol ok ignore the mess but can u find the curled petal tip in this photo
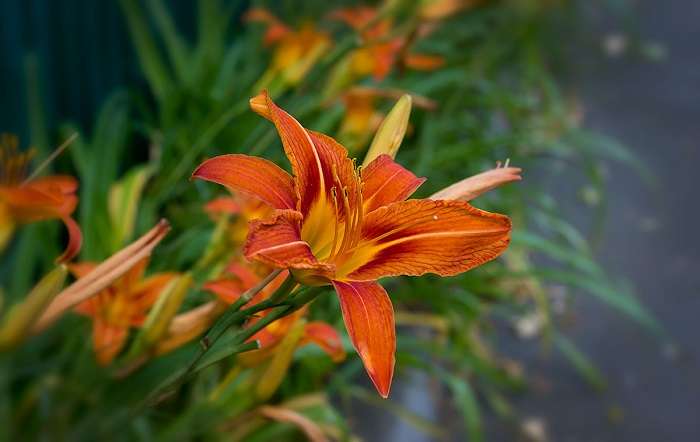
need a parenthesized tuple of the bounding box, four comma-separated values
(250, 91, 272, 119)
(55, 216, 82, 263)
(368, 367, 392, 399)
(157, 218, 171, 231)
(191, 162, 208, 181)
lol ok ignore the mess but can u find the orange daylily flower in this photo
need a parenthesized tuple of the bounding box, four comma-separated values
(204, 262, 345, 366)
(330, 7, 444, 81)
(192, 91, 512, 397)
(71, 257, 177, 365)
(245, 8, 331, 87)
(0, 134, 82, 262)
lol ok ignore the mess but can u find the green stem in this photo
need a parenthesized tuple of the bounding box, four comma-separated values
(177, 270, 287, 383)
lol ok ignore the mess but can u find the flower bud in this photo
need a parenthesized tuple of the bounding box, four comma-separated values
(133, 273, 192, 352)
(108, 165, 153, 251)
(430, 166, 522, 201)
(363, 94, 412, 166)
(0, 265, 67, 350)
(255, 318, 306, 401)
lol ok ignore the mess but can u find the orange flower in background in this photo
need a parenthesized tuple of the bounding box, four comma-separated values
(193, 91, 512, 397)
(205, 193, 273, 246)
(419, 0, 484, 22)
(245, 8, 331, 87)
(331, 7, 444, 81)
(72, 257, 177, 365)
(0, 134, 81, 262)
(338, 88, 385, 152)
(339, 87, 437, 153)
(204, 262, 345, 365)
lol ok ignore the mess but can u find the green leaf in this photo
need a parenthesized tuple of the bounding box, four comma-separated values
(146, 0, 191, 84)
(535, 268, 664, 336)
(119, 0, 172, 100)
(554, 333, 607, 391)
(348, 386, 447, 440)
(442, 373, 483, 442)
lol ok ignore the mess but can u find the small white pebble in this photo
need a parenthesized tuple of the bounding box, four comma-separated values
(603, 33, 627, 57)
(521, 417, 548, 442)
(432, 215, 438, 220)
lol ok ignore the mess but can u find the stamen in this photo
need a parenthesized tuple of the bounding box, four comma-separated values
(337, 187, 354, 255)
(0, 134, 35, 185)
(23, 133, 78, 184)
(328, 187, 341, 260)
(350, 177, 363, 248)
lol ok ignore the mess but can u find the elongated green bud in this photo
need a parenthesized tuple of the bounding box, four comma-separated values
(255, 318, 306, 401)
(363, 94, 412, 166)
(0, 265, 67, 350)
(108, 165, 153, 252)
(133, 273, 192, 352)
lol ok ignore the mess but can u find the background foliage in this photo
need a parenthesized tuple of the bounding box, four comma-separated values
(0, 1, 658, 440)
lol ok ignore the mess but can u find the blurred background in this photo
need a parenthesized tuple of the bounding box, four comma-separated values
(1, 0, 698, 441)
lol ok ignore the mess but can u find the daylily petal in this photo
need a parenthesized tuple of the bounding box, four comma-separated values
(370, 40, 403, 81)
(429, 166, 522, 201)
(403, 53, 445, 71)
(205, 264, 288, 305)
(226, 262, 268, 287)
(329, 7, 377, 31)
(203, 279, 247, 304)
(258, 406, 328, 442)
(116, 256, 149, 293)
(244, 209, 334, 275)
(192, 154, 296, 210)
(362, 154, 425, 213)
(204, 197, 241, 217)
(332, 280, 395, 398)
(93, 319, 128, 366)
(301, 321, 346, 362)
(73, 288, 101, 317)
(344, 199, 511, 280)
(128, 273, 178, 326)
(250, 91, 317, 213)
(0, 186, 68, 221)
(1, 177, 82, 262)
(56, 214, 82, 263)
(29, 175, 78, 195)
